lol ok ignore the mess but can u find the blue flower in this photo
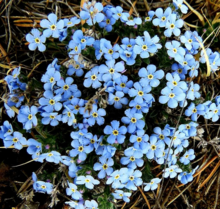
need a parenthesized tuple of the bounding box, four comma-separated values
(68, 40, 82, 59)
(17, 106, 38, 130)
(179, 122, 198, 137)
(180, 54, 195, 71)
(164, 14, 184, 37)
(70, 98, 85, 115)
(145, 10, 155, 22)
(41, 67, 61, 90)
(124, 146, 144, 158)
(80, 2, 105, 25)
(129, 99, 150, 114)
(146, 136, 164, 159)
(39, 91, 62, 112)
(138, 64, 164, 88)
(209, 52, 220, 72)
(134, 32, 161, 58)
(55, 77, 78, 100)
(101, 39, 120, 60)
(121, 108, 145, 133)
(171, 63, 187, 80)
(180, 31, 201, 50)
(111, 6, 127, 21)
(26, 29, 46, 52)
(76, 175, 100, 189)
(122, 16, 142, 26)
(64, 17, 80, 28)
(171, 130, 188, 152)
(188, 61, 199, 78)
(99, 9, 116, 32)
(27, 138, 42, 156)
(128, 82, 152, 104)
(104, 120, 127, 144)
(47, 58, 61, 71)
(153, 7, 172, 27)
(61, 106, 76, 126)
(72, 30, 95, 50)
(84, 105, 106, 126)
(39, 151, 62, 164)
(112, 190, 131, 203)
(108, 91, 128, 109)
(173, 0, 188, 14)
(65, 201, 84, 209)
(61, 156, 78, 174)
(106, 168, 128, 189)
(159, 86, 185, 108)
(115, 75, 133, 94)
(166, 73, 187, 90)
(42, 112, 61, 126)
(144, 178, 161, 191)
(163, 165, 182, 178)
(207, 103, 220, 122)
(165, 40, 185, 62)
(4, 131, 27, 150)
(70, 140, 92, 161)
(152, 126, 171, 146)
(185, 103, 205, 121)
(40, 13, 64, 38)
(99, 60, 124, 82)
(93, 156, 114, 179)
(85, 200, 98, 209)
(0, 121, 13, 140)
(94, 40, 104, 60)
(4, 103, 15, 118)
(32, 172, 53, 194)
(71, 129, 92, 145)
(84, 66, 102, 89)
(121, 169, 143, 190)
(67, 62, 84, 77)
(129, 130, 149, 149)
(186, 82, 200, 100)
(180, 149, 195, 165)
(66, 182, 82, 200)
(120, 150, 144, 169)
(119, 48, 137, 66)
(178, 166, 198, 184)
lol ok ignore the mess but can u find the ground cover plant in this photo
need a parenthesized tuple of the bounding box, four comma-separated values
(1, 0, 220, 208)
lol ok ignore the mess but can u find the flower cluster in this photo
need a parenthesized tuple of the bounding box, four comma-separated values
(1, 0, 220, 208)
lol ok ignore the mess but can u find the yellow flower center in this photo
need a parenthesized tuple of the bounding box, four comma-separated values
(169, 93, 175, 98)
(136, 105, 141, 110)
(170, 169, 174, 172)
(159, 134, 164, 139)
(67, 112, 71, 117)
(151, 145, 156, 150)
(214, 109, 218, 114)
(108, 49, 113, 54)
(137, 137, 142, 142)
(115, 174, 120, 179)
(109, 68, 115, 74)
(103, 164, 108, 170)
(50, 115, 55, 119)
(126, 53, 131, 57)
(75, 46, 78, 52)
(138, 91, 144, 96)
(114, 97, 120, 101)
(146, 17, 150, 20)
(178, 69, 182, 73)
(71, 188, 76, 192)
(127, 44, 132, 48)
(142, 45, 148, 50)
(148, 74, 154, 79)
(131, 118, 137, 123)
(106, 19, 110, 24)
(78, 146, 84, 152)
(13, 138, 18, 142)
(113, 130, 119, 136)
(50, 24, 56, 30)
(91, 75, 97, 80)
(170, 24, 175, 29)
(129, 176, 134, 181)
(120, 83, 126, 88)
(188, 39, 192, 43)
(186, 125, 190, 129)
(173, 81, 177, 86)
(85, 179, 90, 182)
(49, 99, 55, 105)
(28, 114, 33, 120)
(41, 185, 46, 189)
(90, 139, 95, 144)
(48, 153, 53, 157)
(185, 154, 189, 158)
(173, 48, 177, 53)
(75, 64, 80, 69)
(92, 112, 98, 118)
(192, 108, 197, 113)
(161, 16, 166, 21)
(63, 85, 69, 90)
(81, 39, 85, 43)
(183, 61, 188, 65)
(49, 77, 54, 83)
(75, 105, 80, 110)
(35, 38, 40, 43)
(130, 156, 135, 161)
